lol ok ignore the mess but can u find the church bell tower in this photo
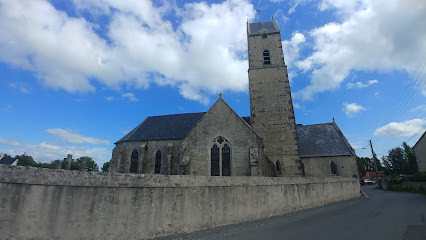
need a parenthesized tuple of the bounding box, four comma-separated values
(247, 19, 303, 176)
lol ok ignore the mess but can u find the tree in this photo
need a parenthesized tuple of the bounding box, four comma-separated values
(356, 157, 367, 178)
(383, 142, 418, 175)
(15, 154, 37, 167)
(75, 156, 99, 172)
(1, 153, 12, 159)
(102, 161, 110, 172)
(403, 142, 417, 174)
(50, 160, 64, 169)
(36, 159, 63, 169)
(356, 156, 381, 178)
(383, 146, 406, 174)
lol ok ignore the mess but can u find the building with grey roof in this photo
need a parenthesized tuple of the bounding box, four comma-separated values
(110, 19, 358, 178)
(0, 154, 18, 166)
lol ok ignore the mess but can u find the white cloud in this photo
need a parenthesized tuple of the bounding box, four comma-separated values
(347, 79, 378, 89)
(10, 83, 30, 93)
(410, 104, 425, 113)
(121, 129, 131, 135)
(46, 128, 110, 145)
(374, 118, 426, 137)
(342, 102, 365, 117)
(0, 0, 255, 103)
(295, 0, 426, 100)
(1, 104, 12, 112)
(283, 32, 306, 80)
(351, 144, 365, 150)
(293, 103, 302, 109)
(0, 137, 21, 146)
(121, 93, 139, 102)
(19, 87, 30, 94)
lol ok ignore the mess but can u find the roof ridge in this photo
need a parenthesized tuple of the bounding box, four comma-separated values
(147, 112, 206, 118)
(297, 122, 333, 126)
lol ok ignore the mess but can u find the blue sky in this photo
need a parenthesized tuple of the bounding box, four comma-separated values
(0, 0, 425, 167)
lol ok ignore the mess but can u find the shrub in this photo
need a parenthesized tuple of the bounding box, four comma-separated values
(389, 173, 405, 184)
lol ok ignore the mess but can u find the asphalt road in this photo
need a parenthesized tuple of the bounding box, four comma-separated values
(155, 185, 426, 240)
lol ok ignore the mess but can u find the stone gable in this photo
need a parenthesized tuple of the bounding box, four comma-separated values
(180, 98, 273, 176)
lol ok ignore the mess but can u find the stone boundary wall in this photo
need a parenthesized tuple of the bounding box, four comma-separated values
(0, 165, 360, 239)
(402, 181, 426, 190)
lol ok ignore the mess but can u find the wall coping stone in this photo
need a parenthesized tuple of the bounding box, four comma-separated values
(0, 165, 357, 188)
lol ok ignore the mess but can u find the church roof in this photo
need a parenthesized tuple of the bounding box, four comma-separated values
(247, 21, 280, 35)
(116, 112, 205, 143)
(296, 123, 355, 157)
(116, 114, 354, 158)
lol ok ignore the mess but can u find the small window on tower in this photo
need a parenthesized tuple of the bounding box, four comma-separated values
(262, 33, 267, 39)
(263, 50, 270, 65)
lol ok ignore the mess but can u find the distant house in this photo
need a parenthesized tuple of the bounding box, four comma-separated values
(413, 131, 426, 173)
(0, 153, 18, 166)
(362, 171, 383, 180)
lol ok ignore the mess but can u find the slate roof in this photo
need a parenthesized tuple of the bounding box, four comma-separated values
(116, 113, 354, 158)
(241, 116, 251, 125)
(0, 156, 17, 165)
(248, 21, 279, 35)
(116, 112, 206, 143)
(296, 123, 355, 157)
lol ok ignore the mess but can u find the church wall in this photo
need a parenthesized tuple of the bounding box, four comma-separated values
(180, 99, 270, 176)
(110, 140, 181, 175)
(0, 165, 360, 239)
(301, 156, 359, 178)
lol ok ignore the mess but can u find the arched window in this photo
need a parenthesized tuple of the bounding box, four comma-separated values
(222, 144, 231, 176)
(210, 137, 231, 176)
(155, 150, 161, 174)
(330, 161, 338, 175)
(275, 161, 281, 172)
(263, 50, 270, 65)
(130, 150, 138, 173)
(211, 145, 220, 176)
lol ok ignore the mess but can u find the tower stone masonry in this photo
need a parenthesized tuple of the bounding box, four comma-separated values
(247, 19, 303, 176)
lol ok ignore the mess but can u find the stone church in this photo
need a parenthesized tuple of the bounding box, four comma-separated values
(110, 19, 359, 178)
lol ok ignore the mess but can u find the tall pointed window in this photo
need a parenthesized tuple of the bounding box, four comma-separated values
(222, 144, 231, 176)
(330, 161, 338, 175)
(155, 150, 161, 174)
(263, 50, 270, 65)
(211, 145, 220, 176)
(130, 150, 138, 173)
(210, 137, 231, 176)
(275, 160, 281, 172)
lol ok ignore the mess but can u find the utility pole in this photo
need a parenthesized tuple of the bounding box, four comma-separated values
(369, 140, 382, 189)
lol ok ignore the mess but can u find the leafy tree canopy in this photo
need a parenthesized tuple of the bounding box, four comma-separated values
(75, 156, 99, 172)
(102, 161, 110, 172)
(15, 154, 37, 167)
(383, 142, 417, 175)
